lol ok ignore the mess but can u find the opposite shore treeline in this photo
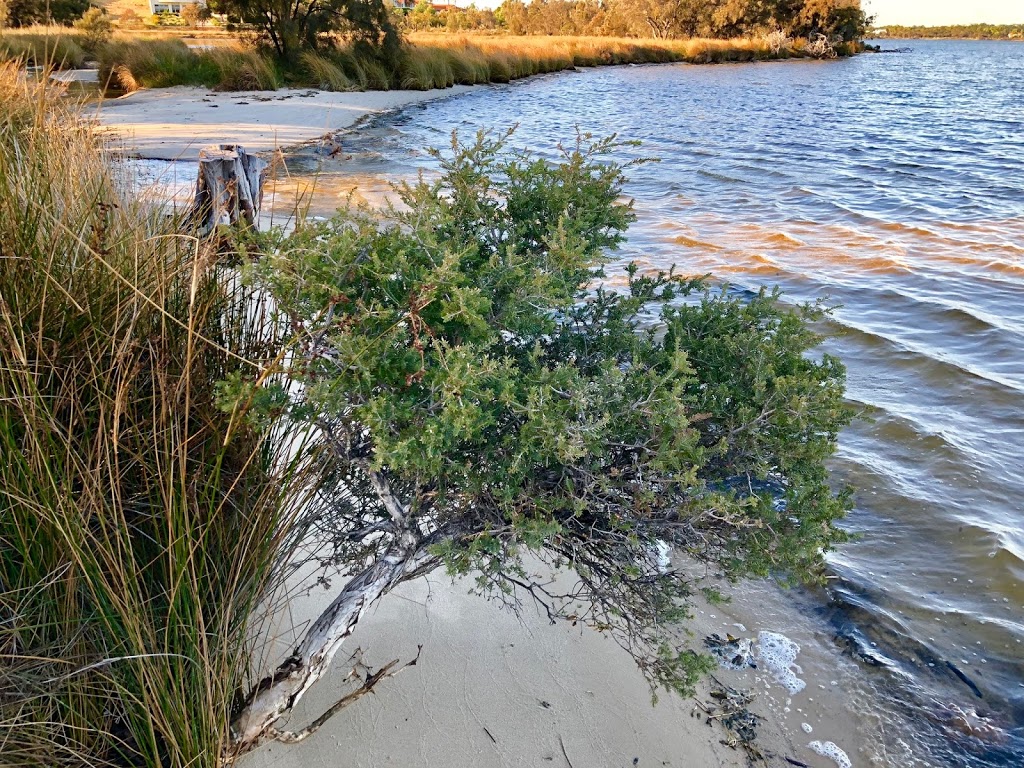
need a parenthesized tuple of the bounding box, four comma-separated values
(1, 0, 871, 92)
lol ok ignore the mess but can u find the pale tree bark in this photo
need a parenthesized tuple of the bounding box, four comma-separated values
(227, 469, 440, 756)
(188, 145, 267, 236)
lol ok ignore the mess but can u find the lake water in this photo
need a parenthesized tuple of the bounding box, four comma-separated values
(273, 39, 1024, 766)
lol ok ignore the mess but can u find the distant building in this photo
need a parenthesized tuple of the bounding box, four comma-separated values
(150, 0, 206, 14)
(392, 0, 417, 9)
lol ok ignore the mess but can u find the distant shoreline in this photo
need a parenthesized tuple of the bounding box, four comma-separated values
(873, 36, 1023, 41)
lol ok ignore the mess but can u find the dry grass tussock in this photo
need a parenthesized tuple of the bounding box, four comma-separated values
(0, 26, 88, 69)
(2, 27, 834, 95)
(397, 33, 799, 88)
(0, 62, 317, 767)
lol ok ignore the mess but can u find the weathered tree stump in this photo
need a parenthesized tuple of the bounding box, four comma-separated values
(188, 144, 268, 235)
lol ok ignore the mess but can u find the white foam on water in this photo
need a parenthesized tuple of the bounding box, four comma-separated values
(654, 540, 672, 574)
(801, 722, 813, 733)
(808, 740, 852, 768)
(756, 631, 806, 694)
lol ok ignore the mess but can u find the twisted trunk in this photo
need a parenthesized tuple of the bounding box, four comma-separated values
(228, 542, 436, 754)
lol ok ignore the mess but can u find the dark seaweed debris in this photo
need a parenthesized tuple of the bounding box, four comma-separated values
(692, 678, 764, 762)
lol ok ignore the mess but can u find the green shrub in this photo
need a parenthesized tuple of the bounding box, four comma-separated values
(73, 8, 113, 54)
(224, 130, 853, 748)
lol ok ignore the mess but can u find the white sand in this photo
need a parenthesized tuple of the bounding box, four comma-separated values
(243, 572, 745, 768)
(95, 85, 474, 159)
(239, 562, 880, 768)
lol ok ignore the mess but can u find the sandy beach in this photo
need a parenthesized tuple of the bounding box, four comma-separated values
(241, 560, 879, 768)
(95, 85, 474, 159)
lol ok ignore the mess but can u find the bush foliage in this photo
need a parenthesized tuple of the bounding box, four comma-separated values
(234, 130, 852, 706)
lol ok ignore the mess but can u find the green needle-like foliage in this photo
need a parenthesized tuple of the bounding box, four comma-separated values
(239, 129, 853, 702)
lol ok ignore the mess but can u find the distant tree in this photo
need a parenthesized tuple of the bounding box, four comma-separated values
(118, 7, 143, 27)
(223, 131, 852, 754)
(499, 0, 528, 34)
(4, 0, 89, 26)
(74, 7, 113, 51)
(406, 0, 441, 30)
(793, 0, 868, 41)
(623, 0, 705, 38)
(179, 2, 202, 26)
(213, 0, 401, 61)
(491, 0, 870, 41)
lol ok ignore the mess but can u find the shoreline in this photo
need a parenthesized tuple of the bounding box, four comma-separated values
(112, 81, 880, 768)
(95, 84, 475, 160)
(241, 560, 872, 768)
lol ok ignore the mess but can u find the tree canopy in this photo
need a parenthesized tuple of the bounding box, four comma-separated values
(224, 131, 853, 752)
(1, 0, 88, 27)
(417, 0, 870, 42)
(211, 0, 400, 60)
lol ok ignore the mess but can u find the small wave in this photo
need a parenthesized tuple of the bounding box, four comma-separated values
(876, 220, 944, 238)
(834, 319, 1024, 395)
(669, 234, 722, 250)
(695, 168, 747, 184)
(764, 231, 806, 246)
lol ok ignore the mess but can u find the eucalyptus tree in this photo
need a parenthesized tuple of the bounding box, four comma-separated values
(212, 0, 399, 61)
(224, 131, 852, 754)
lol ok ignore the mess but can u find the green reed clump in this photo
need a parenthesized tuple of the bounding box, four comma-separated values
(299, 50, 356, 91)
(97, 38, 281, 93)
(398, 46, 455, 89)
(0, 29, 87, 69)
(0, 62, 315, 767)
(98, 37, 215, 90)
(209, 46, 282, 91)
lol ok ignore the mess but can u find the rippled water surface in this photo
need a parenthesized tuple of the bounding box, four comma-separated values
(275, 40, 1024, 765)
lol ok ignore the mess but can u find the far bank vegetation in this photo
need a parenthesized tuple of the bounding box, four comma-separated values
(871, 23, 1023, 40)
(0, 0, 869, 92)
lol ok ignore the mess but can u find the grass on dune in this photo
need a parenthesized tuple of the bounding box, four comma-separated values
(0, 62, 315, 767)
(0, 29, 88, 69)
(2, 27, 840, 94)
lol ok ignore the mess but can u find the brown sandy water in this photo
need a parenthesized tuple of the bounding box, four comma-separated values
(270, 40, 1023, 766)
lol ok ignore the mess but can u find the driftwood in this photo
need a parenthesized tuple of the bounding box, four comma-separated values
(226, 468, 444, 757)
(188, 144, 267, 235)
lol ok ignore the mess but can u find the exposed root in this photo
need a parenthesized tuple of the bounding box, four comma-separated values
(269, 646, 422, 745)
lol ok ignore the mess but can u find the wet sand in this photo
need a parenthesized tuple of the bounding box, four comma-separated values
(94, 85, 473, 159)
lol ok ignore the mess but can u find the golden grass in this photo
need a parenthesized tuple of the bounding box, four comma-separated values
(396, 33, 802, 89)
(0, 61, 315, 767)
(2, 27, 819, 94)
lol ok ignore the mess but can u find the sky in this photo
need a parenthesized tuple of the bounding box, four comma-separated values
(860, 1, 1020, 26)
